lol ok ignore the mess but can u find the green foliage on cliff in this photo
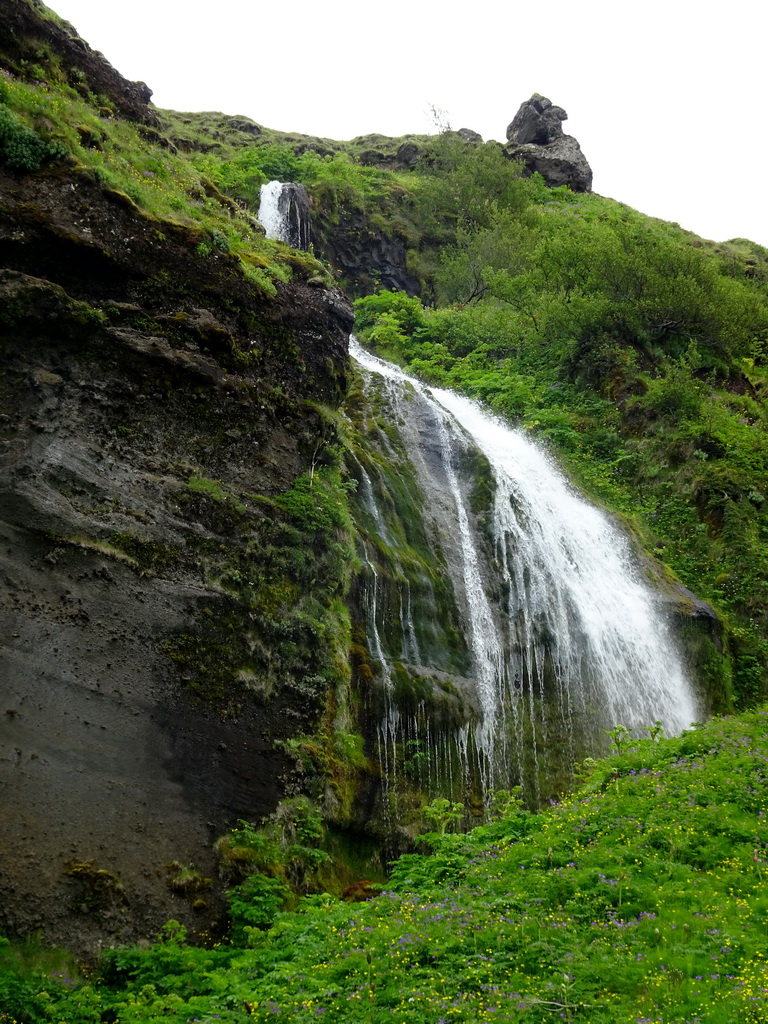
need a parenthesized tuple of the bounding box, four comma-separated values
(0, 64, 329, 292)
(159, 460, 357, 714)
(0, 98, 61, 170)
(5, 707, 768, 1023)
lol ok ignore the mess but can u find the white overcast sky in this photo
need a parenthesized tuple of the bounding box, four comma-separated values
(51, 0, 768, 248)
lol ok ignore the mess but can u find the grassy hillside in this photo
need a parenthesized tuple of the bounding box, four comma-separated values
(0, 30, 331, 296)
(3, 707, 768, 1022)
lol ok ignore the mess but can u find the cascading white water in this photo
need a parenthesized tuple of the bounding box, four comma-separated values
(400, 584, 421, 665)
(433, 382, 698, 727)
(257, 180, 311, 249)
(350, 336, 698, 791)
(360, 541, 400, 818)
(257, 180, 286, 241)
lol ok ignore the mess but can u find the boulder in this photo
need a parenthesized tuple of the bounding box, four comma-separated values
(504, 94, 592, 193)
(506, 95, 566, 145)
(228, 116, 262, 137)
(358, 142, 422, 171)
(396, 141, 422, 168)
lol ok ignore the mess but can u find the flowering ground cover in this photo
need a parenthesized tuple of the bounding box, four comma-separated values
(3, 708, 768, 1023)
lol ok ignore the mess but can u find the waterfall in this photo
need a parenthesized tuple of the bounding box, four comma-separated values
(349, 337, 698, 803)
(257, 180, 311, 249)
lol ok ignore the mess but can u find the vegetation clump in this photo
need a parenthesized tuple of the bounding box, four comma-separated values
(0, 98, 62, 170)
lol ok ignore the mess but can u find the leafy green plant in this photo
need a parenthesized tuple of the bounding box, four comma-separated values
(603, 723, 636, 754)
(0, 101, 57, 171)
(422, 796, 464, 834)
(226, 872, 290, 937)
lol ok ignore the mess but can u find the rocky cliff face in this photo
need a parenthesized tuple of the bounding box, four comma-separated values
(0, 4, 354, 950)
(312, 206, 422, 297)
(504, 94, 593, 193)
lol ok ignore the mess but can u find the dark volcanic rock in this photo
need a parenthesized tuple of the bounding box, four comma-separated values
(358, 141, 423, 172)
(313, 206, 421, 297)
(640, 556, 726, 713)
(0, 153, 352, 951)
(504, 94, 592, 193)
(227, 116, 262, 137)
(506, 95, 566, 145)
(396, 141, 422, 168)
(274, 181, 312, 250)
(355, 131, 479, 173)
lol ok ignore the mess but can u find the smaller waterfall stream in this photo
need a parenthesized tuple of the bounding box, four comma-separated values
(360, 542, 400, 819)
(257, 180, 311, 249)
(349, 337, 698, 804)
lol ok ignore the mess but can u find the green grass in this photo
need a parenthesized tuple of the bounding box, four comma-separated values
(0, 67, 329, 290)
(4, 708, 768, 1022)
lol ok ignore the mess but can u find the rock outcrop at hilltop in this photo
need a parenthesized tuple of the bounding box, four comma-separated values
(504, 94, 592, 193)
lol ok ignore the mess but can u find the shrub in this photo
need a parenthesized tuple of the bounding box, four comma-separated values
(0, 102, 49, 171)
(226, 871, 290, 936)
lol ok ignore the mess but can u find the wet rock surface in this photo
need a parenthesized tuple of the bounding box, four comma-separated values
(275, 182, 312, 250)
(313, 206, 422, 297)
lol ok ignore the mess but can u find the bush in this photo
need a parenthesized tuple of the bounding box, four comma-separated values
(0, 102, 49, 171)
(354, 290, 425, 333)
(227, 872, 290, 935)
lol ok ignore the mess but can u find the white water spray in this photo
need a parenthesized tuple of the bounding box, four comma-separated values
(257, 181, 287, 241)
(257, 180, 311, 249)
(350, 337, 698, 789)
